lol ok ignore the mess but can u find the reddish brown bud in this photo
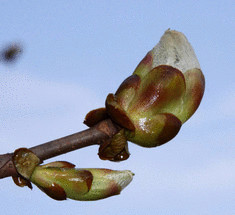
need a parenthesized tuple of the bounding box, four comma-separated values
(84, 30, 205, 149)
(98, 129, 130, 161)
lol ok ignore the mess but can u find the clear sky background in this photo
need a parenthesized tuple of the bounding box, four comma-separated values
(0, 1, 234, 214)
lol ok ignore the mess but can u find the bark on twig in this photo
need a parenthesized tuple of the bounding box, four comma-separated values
(0, 119, 119, 179)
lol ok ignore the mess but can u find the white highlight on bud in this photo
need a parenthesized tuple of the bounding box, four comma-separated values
(107, 170, 134, 190)
(78, 169, 134, 201)
(152, 29, 201, 73)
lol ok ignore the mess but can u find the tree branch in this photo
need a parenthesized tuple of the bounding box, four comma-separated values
(0, 119, 120, 179)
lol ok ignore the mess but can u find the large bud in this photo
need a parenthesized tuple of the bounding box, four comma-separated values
(85, 30, 205, 149)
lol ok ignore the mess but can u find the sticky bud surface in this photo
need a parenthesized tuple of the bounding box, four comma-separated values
(85, 30, 205, 148)
(30, 162, 134, 201)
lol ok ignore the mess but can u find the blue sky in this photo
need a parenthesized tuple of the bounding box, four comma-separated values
(0, 1, 234, 214)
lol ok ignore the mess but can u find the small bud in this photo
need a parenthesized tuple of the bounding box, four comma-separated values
(12, 148, 40, 180)
(98, 129, 130, 161)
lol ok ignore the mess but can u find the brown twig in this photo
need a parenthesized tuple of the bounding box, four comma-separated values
(0, 119, 120, 179)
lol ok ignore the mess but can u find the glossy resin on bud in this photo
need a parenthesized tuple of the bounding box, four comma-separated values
(85, 30, 205, 148)
(12, 148, 134, 201)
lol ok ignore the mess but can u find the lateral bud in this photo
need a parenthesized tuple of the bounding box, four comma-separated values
(12, 148, 134, 201)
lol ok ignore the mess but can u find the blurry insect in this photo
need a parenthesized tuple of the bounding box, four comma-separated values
(1, 43, 22, 63)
